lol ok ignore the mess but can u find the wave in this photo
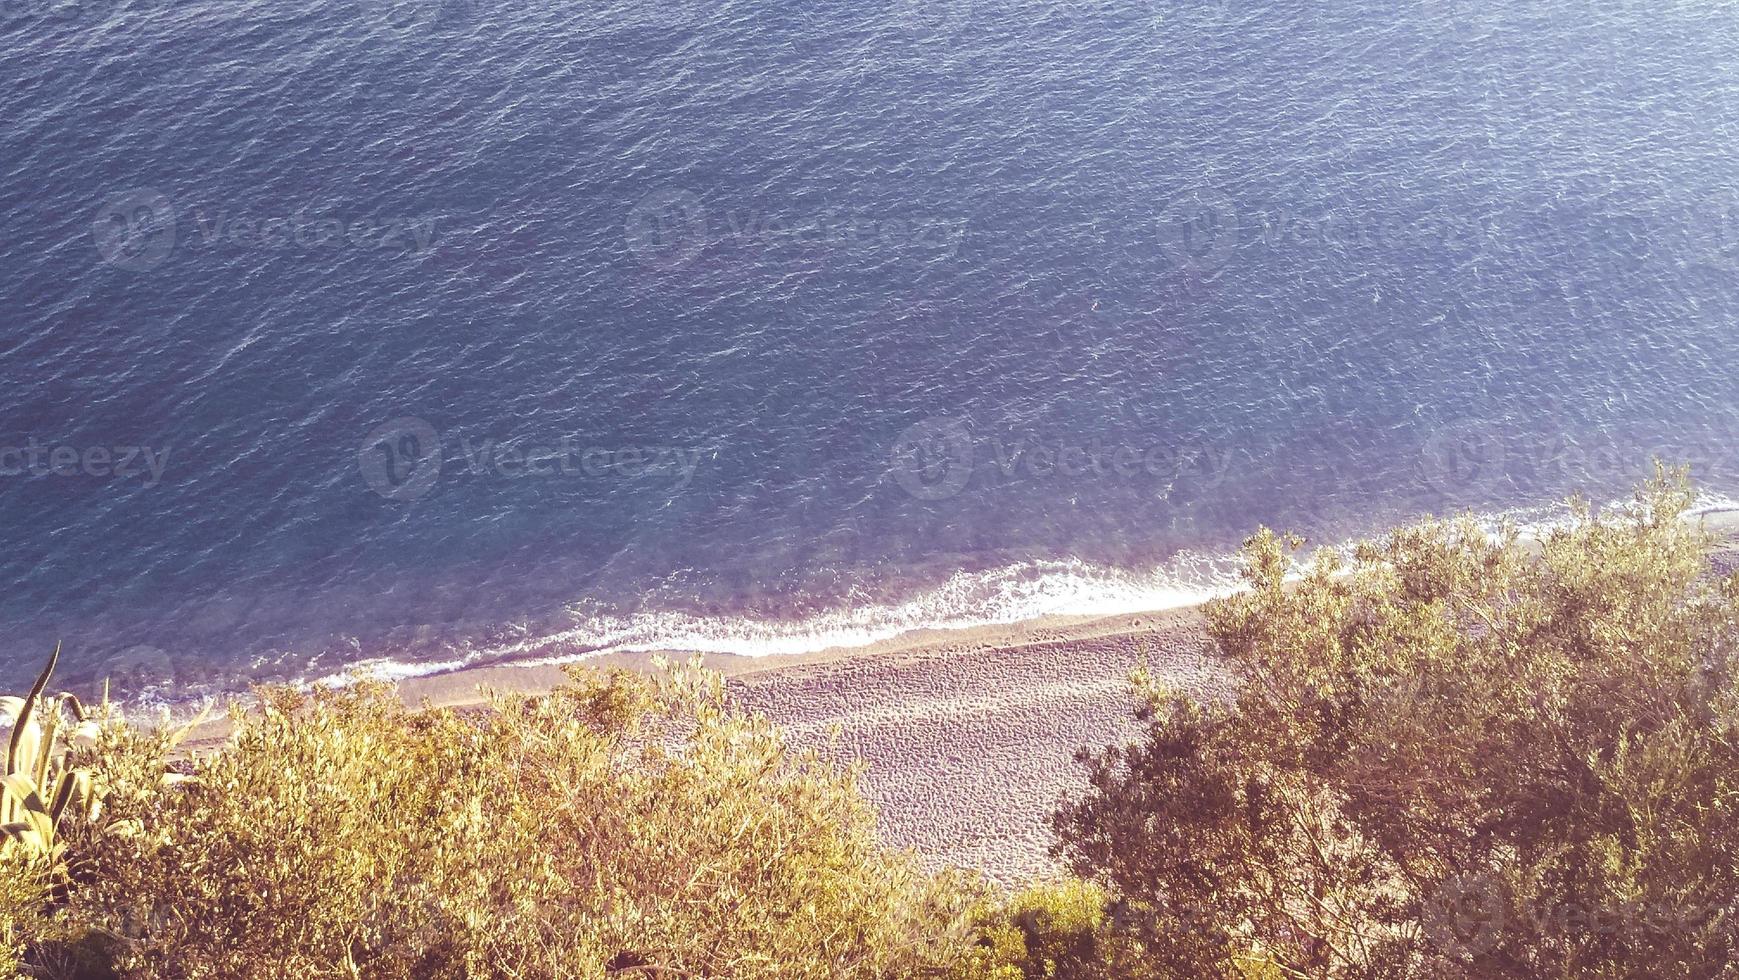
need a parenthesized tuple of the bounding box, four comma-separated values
(322, 549, 1249, 685)
(316, 487, 1739, 690)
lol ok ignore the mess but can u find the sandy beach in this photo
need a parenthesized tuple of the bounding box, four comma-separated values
(175, 601, 1229, 882)
(343, 604, 1223, 883)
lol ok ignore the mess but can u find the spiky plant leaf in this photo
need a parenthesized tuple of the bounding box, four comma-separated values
(163, 704, 213, 753)
(1, 775, 46, 818)
(21, 808, 51, 845)
(33, 703, 60, 792)
(48, 770, 89, 825)
(7, 643, 58, 777)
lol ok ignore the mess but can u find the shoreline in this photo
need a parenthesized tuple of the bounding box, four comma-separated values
(183, 604, 1228, 881)
(386, 504, 1739, 707)
(178, 507, 1739, 881)
(310, 499, 1739, 694)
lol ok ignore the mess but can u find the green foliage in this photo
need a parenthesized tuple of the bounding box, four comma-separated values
(2, 645, 101, 868)
(0, 647, 202, 978)
(952, 879, 1123, 979)
(0, 847, 51, 979)
(0, 644, 130, 976)
(49, 659, 979, 979)
(15, 467, 1739, 978)
(1054, 466, 1739, 978)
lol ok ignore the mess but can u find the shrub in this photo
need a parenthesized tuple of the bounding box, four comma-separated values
(1, 645, 197, 978)
(1054, 467, 1739, 978)
(950, 879, 1122, 979)
(0, 848, 51, 978)
(55, 659, 978, 979)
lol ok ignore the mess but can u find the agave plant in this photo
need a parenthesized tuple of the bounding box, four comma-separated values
(0, 646, 213, 867)
(0, 645, 102, 867)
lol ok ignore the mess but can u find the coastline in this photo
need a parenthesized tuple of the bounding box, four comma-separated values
(179, 507, 1739, 882)
(183, 605, 1227, 881)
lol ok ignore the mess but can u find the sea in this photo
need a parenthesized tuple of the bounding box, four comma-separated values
(3, 0, 1739, 701)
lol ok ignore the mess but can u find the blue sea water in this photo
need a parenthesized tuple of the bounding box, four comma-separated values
(3, 0, 1739, 698)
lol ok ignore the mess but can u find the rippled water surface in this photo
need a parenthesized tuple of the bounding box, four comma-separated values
(3, 0, 1739, 696)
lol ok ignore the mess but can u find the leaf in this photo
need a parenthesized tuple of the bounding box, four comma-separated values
(34, 705, 61, 791)
(22, 807, 52, 844)
(49, 770, 90, 825)
(11, 718, 39, 778)
(2, 774, 46, 817)
(164, 704, 214, 752)
(8, 643, 59, 777)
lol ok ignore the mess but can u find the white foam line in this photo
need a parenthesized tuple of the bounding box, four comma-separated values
(308, 492, 1739, 689)
(496, 553, 1244, 664)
